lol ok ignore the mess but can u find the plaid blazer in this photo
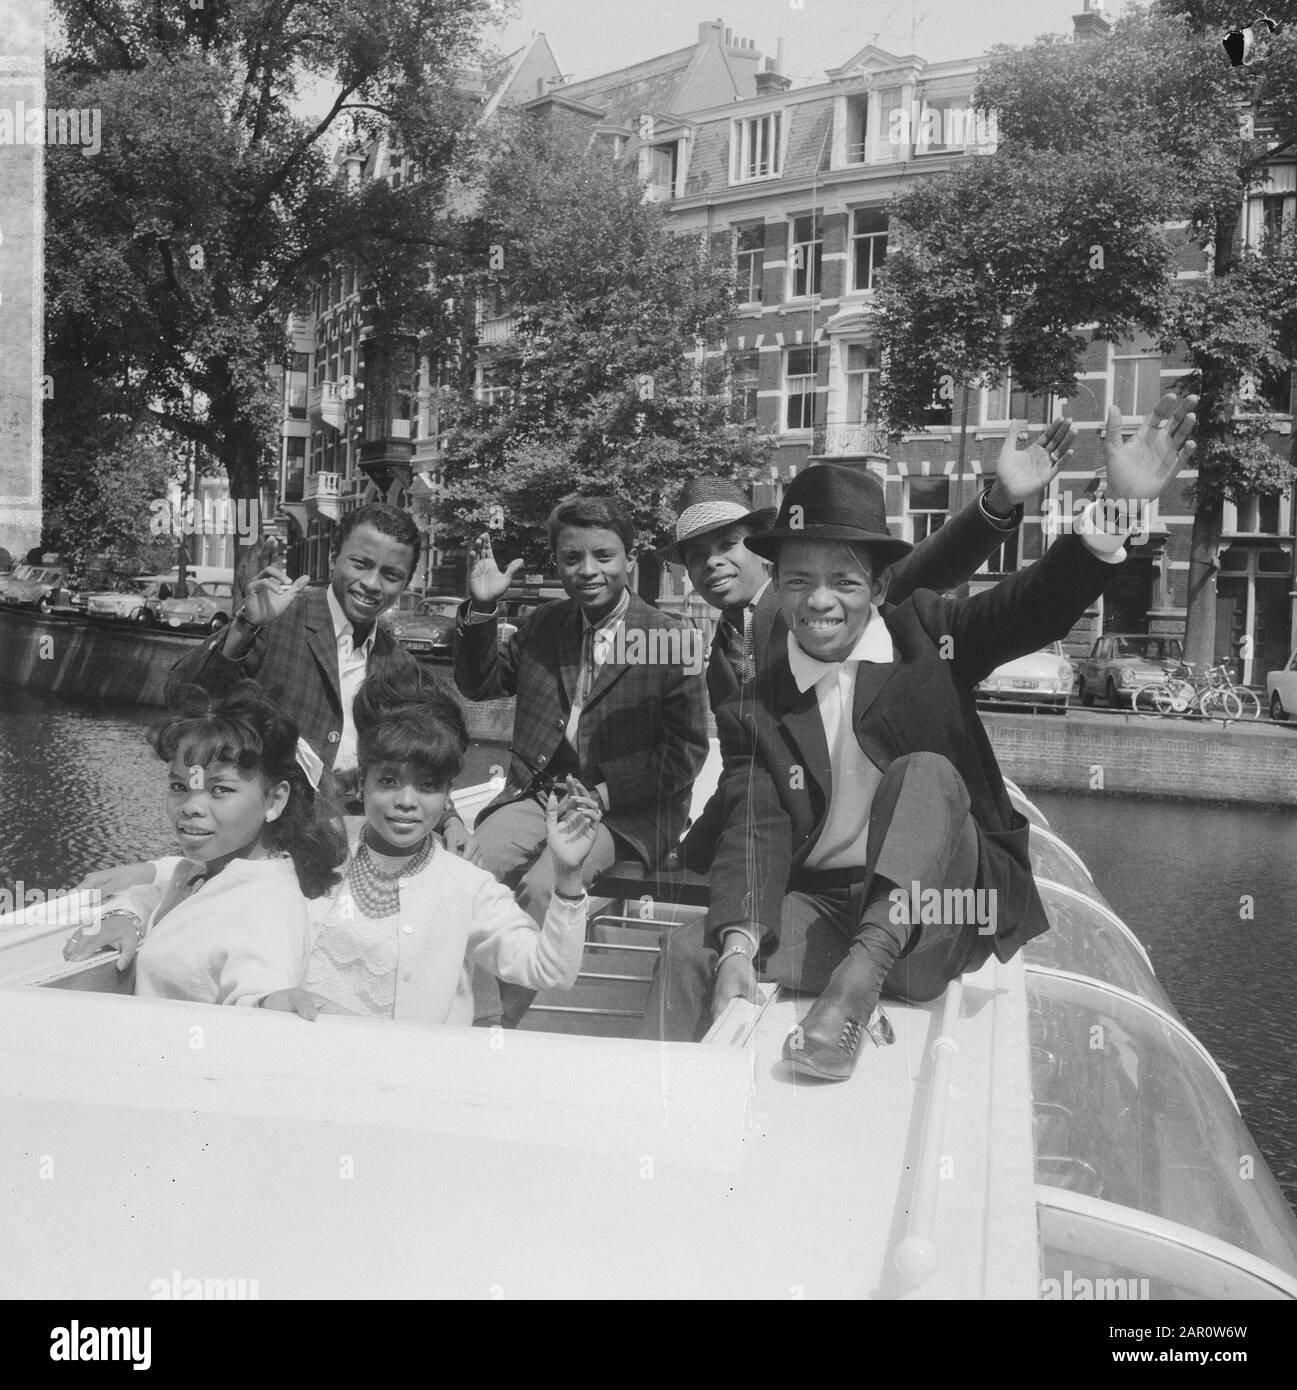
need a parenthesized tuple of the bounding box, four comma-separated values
(686, 488, 1023, 866)
(164, 585, 420, 773)
(454, 591, 709, 868)
(705, 534, 1113, 963)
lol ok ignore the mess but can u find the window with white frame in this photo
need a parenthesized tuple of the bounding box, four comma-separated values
(878, 87, 907, 158)
(789, 214, 824, 299)
(977, 528, 1019, 576)
(984, 369, 1051, 424)
(729, 349, 760, 424)
(1232, 491, 1282, 534)
(913, 98, 973, 154)
(1245, 165, 1296, 249)
(1112, 341, 1163, 418)
(646, 142, 679, 199)
(844, 344, 881, 422)
(784, 345, 825, 431)
(734, 112, 782, 182)
(843, 94, 868, 164)
(851, 209, 888, 291)
(735, 225, 765, 303)
(907, 476, 950, 542)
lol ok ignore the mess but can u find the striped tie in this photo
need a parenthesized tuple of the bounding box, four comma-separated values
(724, 608, 755, 684)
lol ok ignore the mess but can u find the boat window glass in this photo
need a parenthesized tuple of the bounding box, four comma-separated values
(1028, 837, 1098, 898)
(1026, 884, 1166, 1007)
(1037, 1205, 1294, 1300)
(1025, 973, 1297, 1277)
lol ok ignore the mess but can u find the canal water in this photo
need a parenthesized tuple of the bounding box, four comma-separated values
(1, 689, 1294, 1212)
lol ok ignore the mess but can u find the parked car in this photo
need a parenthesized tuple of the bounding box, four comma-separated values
(387, 595, 462, 661)
(85, 575, 173, 625)
(1266, 649, 1297, 721)
(0, 562, 69, 613)
(975, 642, 1073, 713)
(1075, 633, 1184, 708)
(156, 581, 234, 632)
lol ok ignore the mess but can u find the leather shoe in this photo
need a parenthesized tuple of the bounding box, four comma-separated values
(782, 953, 890, 1081)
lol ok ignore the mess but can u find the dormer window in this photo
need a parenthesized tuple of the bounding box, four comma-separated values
(732, 112, 782, 182)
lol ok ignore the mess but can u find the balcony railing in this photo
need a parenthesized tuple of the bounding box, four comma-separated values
(307, 381, 348, 432)
(479, 314, 518, 346)
(813, 421, 891, 457)
(304, 471, 342, 521)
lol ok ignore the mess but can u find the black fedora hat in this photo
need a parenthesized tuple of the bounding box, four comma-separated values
(744, 463, 912, 565)
(655, 477, 777, 565)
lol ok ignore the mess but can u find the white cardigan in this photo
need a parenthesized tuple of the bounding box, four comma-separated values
(305, 821, 587, 1027)
(116, 856, 311, 1007)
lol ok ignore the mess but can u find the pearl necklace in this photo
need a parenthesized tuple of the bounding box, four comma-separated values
(344, 832, 434, 918)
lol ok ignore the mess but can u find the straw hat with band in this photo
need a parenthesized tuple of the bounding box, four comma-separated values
(656, 477, 777, 566)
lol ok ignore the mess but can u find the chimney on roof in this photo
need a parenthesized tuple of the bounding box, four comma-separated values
(1073, 1, 1114, 42)
(700, 19, 723, 43)
(756, 58, 792, 95)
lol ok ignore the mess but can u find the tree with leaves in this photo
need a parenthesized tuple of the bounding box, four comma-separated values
(43, 0, 495, 584)
(431, 111, 773, 575)
(873, 1, 1297, 668)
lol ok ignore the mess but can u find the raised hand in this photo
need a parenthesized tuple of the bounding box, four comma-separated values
(1103, 394, 1198, 501)
(988, 418, 1076, 509)
(467, 532, 524, 609)
(545, 781, 602, 875)
(241, 566, 310, 625)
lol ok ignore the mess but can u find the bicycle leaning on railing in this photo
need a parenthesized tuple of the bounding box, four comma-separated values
(1132, 661, 1256, 719)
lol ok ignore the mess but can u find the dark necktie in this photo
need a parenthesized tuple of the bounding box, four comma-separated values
(723, 606, 755, 684)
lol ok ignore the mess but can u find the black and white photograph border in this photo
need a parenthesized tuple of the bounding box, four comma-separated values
(1, 0, 1296, 1329)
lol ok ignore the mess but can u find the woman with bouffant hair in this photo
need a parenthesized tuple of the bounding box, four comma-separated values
(64, 681, 346, 1006)
(262, 665, 602, 1025)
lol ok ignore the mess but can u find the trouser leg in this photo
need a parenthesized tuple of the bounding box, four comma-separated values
(863, 751, 983, 1003)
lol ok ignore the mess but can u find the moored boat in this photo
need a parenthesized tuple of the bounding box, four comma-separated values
(1, 755, 1294, 1299)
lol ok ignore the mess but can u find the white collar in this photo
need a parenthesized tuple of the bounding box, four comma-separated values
(326, 585, 377, 653)
(787, 607, 893, 693)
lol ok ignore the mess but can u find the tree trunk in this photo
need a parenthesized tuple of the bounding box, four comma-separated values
(1183, 502, 1221, 670)
(223, 445, 272, 613)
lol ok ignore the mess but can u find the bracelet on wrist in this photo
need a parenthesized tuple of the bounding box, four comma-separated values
(714, 942, 755, 974)
(553, 887, 587, 903)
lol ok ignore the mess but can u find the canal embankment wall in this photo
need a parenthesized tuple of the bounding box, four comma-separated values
(2, 609, 1295, 805)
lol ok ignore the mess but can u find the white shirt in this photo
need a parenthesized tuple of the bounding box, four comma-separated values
(787, 610, 894, 871)
(327, 586, 377, 775)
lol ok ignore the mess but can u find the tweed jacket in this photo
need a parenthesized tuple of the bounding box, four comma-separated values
(705, 532, 1114, 963)
(164, 586, 420, 772)
(454, 590, 709, 868)
(686, 488, 1022, 867)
